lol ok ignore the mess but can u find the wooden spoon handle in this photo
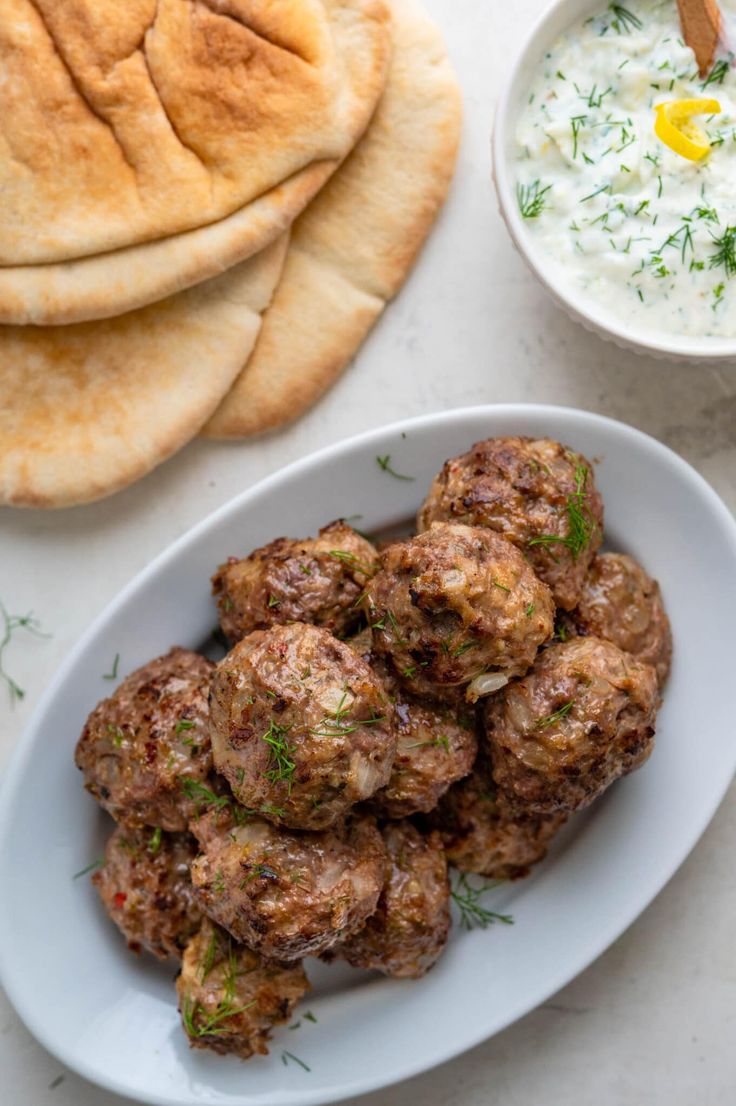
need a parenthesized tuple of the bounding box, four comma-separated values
(677, 0, 723, 77)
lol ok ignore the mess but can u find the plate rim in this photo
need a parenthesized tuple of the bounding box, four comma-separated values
(2, 402, 736, 1106)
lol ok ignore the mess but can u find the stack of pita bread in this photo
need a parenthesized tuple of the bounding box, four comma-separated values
(0, 0, 461, 508)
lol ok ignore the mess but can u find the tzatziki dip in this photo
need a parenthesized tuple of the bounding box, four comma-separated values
(515, 0, 736, 338)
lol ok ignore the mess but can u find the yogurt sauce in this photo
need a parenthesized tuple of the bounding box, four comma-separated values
(515, 0, 736, 338)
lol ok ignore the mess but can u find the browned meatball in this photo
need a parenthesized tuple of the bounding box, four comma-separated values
(418, 438, 604, 610)
(75, 648, 213, 831)
(92, 825, 201, 960)
(559, 553, 672, 687)
(347, 626, 467, 710)
(485, 638, 659, 813)
(335, 821, 450, 979)
(365, 522, 554, 700)
(190, 808, 387, 960)
(177, 918, 309, 1059)
(369, 668, 477, 818)
(212, 520, 378, 644)
(209, 623, 396, 831)
(425, 766, 566, 879)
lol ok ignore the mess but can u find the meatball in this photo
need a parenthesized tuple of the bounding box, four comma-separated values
(209, 623, 396, 830)
(92, 825, 201, 959)
(369, 668, 477, 818)
(418, 437, 604, 610)
(365, 522, 554, 698)
(559, 552, 672, 687)
(336, 821, 450, 979)
(75, 648, 213, 830)
(212, 520, 379, 644)
(177, 918, 309, 1059)
(485, 638, 659, 813)
(190, 808, 387, 960)
(425, 766, 566, 879)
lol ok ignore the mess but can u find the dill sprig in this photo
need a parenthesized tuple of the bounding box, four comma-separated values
(200, 929, 220, 982)
(182, 993, 255, 1039)
(450, 873, 514, 931)
(376, 455, 415, 481)
(179, 777, 230, 813)
(528, 463, 598, 560)
(102, 653, 120, 681)
(72, 857, 104, 880)
(308, 688, 386, 739)
(579, 84, 612, 109)
(554, 620, 569, 643)
(701, 59, 730, 90)
(282, 1050, 311, 1072)
(696, 205, 720, 225)
(328, 549, 378, 576)
(0, 602, 49, 705)
(535, 700, 575, 729)
(262, 720, 296, 793)
(658, 221, 694, 265)
(570, 114, 587, 159)
(708, 226, 736, 278)
(517, 179, 551, 219)
(406, 735, 450, 752)
(605, 4, 643, 34)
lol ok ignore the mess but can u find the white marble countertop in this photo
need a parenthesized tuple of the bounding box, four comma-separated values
(2, 0, 736, 1102)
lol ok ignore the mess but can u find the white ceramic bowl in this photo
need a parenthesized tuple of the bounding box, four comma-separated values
(2, 404, 736, 1106)
(492, 0, 736, 362)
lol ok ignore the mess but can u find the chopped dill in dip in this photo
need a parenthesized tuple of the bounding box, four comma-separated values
(515, 0, 736, 338)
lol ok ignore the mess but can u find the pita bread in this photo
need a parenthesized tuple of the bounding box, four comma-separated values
(0, 0, 389, 266)
(0, 163, 329, 327)
(203, 0, 460, 439)
(0, 236, 288, 509)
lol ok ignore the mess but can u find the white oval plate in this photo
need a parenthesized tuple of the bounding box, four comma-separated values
(2, 405, 735, 1106)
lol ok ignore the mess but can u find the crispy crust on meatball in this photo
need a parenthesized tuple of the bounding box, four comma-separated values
(209, 623, 396, 830)
(559, 552, 672, 687)
(177, 918, 309, 1059)
(92, 825, 201, 959)
(75, 648, 213, 830)
(336, 821, 451, 979)
(485, 638, 659, 813)
(425, 766, 566, 879)
(190, 809, 387, 960)
(365, 522, 554, 694)
(212, 520, 378, 644)
(417, 438, 604, 610)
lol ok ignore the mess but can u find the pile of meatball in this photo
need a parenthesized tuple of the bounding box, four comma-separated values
(74, 436, 671, 1061)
